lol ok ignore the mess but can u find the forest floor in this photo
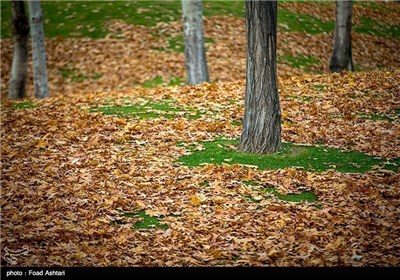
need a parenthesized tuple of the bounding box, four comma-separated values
(1, 69, 399, 266)
(1, 1, 400, 267)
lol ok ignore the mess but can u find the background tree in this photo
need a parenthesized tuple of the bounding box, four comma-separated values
(27, 0, 48, 98)
(181, 0, 209, 85)
(329, 0, 354, 73)
(239, 0, 281, 154)
(8, 0, 29, 100)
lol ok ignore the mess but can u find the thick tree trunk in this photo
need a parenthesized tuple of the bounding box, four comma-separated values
(181, 0, 209, 85)
(27, 0, 49, 98)
(9, 0, 29, 100)
(329, 0, 354, 73)
(239, 0, 281, 155)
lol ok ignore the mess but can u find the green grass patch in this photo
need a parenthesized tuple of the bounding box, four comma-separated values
(167, 35, 185, 53)
(199, 181, 210, 187)
(358, 113, 395, 122)
(91, 99, 201, 120)
(245, 181, 317, 204)
(355, 16, 400, 39)
(152, 35, 214, 53)
(60, 67, 102, 82)
(278, 9, 334, 34)
(176, 139, 400, 173)
(231, 120, 243, 126)
(143, 76, 184, 88)
(262, 187, 317, 203)
(12, 101, 37, 109)
(311, 84, 327, 92)
(124, 210, 168, 230)
(354, 1, 393, 11)
(278, 53, 320, 71)
(286, 95, 313, 102)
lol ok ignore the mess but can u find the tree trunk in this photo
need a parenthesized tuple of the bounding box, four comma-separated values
(8, 0, 29, 100)
(239, 0, 281, 155)
(329, 0, 354, 73)
(27, 0, 49, 98)
(181, 0, 209, 85)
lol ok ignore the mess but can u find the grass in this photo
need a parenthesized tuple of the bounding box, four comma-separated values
(12, 101, 37, 109)
(231, 120, 243, 126)
(2, 1, 396, 40)
(244, 180, 318, 204)
(91, 100, 201, 120)
(60, 67, 102, 82)
(166, 36, 185, 53)
(124, 210, 168, 230)
(277, 9, 334, 34)
(1, 0, 244, 39)
(354, 1, 393, 12)
(358, 108, 400, 122)
(177, 139, 400, 173)
(355, 16, 400, 39)
(286, 95, 313, 102)
(263, 187, 317, 203)
(312, 84, 327, 92)
(152, 35, 214, 53)
(278, 53, 320, 71)
(142, 76, 184, 88)
(358, 113, 396, 122)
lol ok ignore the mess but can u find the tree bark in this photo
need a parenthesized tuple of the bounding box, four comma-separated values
(181, 0, 209, 85)
(239, 0, 281, 155)
(329, 0, 354, 73)
(27, 0, 49, 98)
(8, 0, 29, 100)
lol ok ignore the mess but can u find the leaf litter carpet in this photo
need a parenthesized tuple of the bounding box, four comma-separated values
(1, 69, 400, 266)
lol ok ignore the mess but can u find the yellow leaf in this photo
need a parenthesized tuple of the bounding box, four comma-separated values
(191, 194, 202, 206)
(35, 140, 47, 149)
(275, 219, 286, 228)
(211, 250, 222, 259)
(87, 160, 99, 166)
(268, 249, 278, 257)
(115, 118, 126, 125)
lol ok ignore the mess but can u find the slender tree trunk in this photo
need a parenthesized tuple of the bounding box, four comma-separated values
(8, 0, 29, 100)
(239, 0, 281, 155)
(329, 0, 354, 73)
(27, 0, 49, 98)
(181, 0, 209, 85)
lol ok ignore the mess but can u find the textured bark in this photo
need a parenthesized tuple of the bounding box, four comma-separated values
(329, 0, 354, 73)
(181, 0, 209, 85)
(27, 0, 49, 98)
(239, 0, 281, 154)
(8, 0, 29, 100)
